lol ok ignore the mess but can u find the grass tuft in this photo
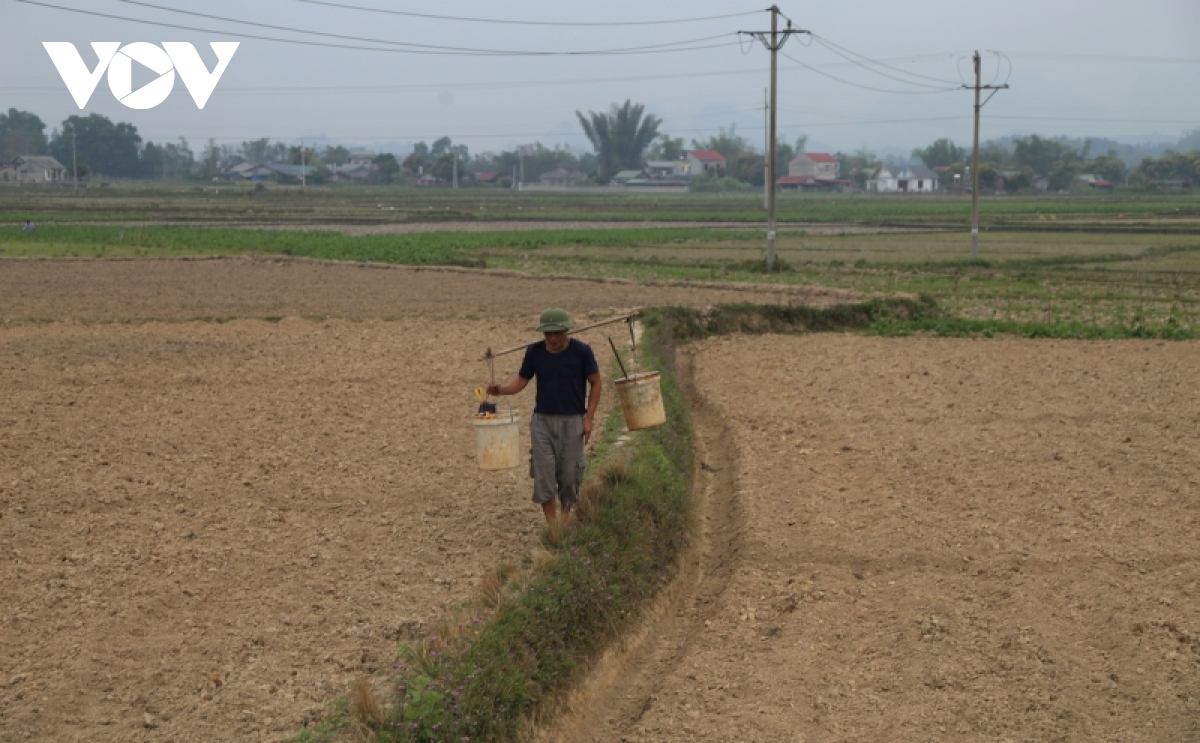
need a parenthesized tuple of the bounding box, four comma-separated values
(349, 677, 385, 730)
(478, 570, 505, 609)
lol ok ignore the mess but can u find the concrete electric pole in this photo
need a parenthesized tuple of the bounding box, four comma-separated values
(740, 6, 808, 271)
(965, 51, 1008, 260)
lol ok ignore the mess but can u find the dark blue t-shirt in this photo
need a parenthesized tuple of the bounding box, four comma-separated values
(518, 338, 599, 415)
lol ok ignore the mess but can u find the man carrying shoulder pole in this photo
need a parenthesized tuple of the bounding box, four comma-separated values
(488, 307, 602, 524)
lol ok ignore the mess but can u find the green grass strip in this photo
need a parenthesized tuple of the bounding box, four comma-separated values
(868, 315, 1195, 340)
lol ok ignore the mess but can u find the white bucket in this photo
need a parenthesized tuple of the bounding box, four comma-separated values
(473, 409, 520, 470)
(615, 372, 666, 431)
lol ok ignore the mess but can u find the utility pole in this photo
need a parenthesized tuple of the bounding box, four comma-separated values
(72, 127, 77, 190)
(740, 6, 808, 271)
(763, 87, 769, 210)
(300, 143, 306, 189)
(452, 154, 458, 189)
(965, 51, 1008, 259)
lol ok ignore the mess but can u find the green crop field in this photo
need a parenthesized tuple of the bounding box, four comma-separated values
(3, 185, 1199, 336)
(3, 182, 1199, 229)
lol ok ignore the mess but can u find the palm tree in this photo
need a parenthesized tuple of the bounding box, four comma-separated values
(576, 100, 662, 183)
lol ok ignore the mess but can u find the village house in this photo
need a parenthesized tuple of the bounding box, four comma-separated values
(347, 149, 375, 168)
(225, 161, 316, 183)
(777, 152, 851, 191)
(611, 169, 645, 185)
(329, 163, 371, 183)
(1078, 173, 1115, 190)
(788, 152, 839, 179)
(686, 149, 725, 175)
(646, 159, 689, 179)
(538, 168, 580, 188)
(225, 161, 273, 181)
(867, 164, 940, 193)
(0, 155, 67, 184)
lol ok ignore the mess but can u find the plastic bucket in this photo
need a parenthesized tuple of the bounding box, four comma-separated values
(615, 372, 666, 431)
(473, 409, 520, 470)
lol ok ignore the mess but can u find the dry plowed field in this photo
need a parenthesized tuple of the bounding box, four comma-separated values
(557, 335, 1200, 742)
(3, 258, 1198, 742)
(1, 257, 820, 742)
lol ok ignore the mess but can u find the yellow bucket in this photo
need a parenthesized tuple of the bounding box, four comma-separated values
(473, 409, 521, 470)
(615, 372, 666, 431)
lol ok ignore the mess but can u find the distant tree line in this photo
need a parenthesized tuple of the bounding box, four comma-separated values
(2, 104, 1196, 190)
(910, 134, 1200, 191)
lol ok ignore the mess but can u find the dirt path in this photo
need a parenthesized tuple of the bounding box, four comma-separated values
(554, 335, 1200, 742)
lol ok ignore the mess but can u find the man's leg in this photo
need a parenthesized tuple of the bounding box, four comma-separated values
(529, 414, 560, 524)
(555, 416, 586, 516)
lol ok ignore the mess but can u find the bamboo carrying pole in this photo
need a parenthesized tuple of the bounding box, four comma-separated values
(481, 312, 640, 360)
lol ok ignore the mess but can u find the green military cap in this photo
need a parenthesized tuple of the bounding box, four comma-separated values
(535, 307, 574, 332)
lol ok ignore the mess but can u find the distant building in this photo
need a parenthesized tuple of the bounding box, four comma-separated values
(867, 164, 939, 193)
(262, 163, 316, 181)
(225, 161, 315, 182)
(329, 164, 371, 183)
(776, 174, 853, 192)
(1078, 173, 1115, 190)
(538, 168, 580, 188)
(686, 149, 725, 175)
(646, 160, 688, 179)
(416, 173, 444, 187)
(788, 152, 839, 179)
(0, 155, 67, 184)
(779, 153, 850, 191)
(474, 171, 501, 185)
(611, 169, 645, 185)
(225, 161, 273, 181)
(347, 149, 375, 168)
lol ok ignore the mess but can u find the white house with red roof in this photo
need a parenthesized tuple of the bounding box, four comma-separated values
(686, 149, 726, 175)
(788, 152, 839, 179)
(778, 152, 851, 191)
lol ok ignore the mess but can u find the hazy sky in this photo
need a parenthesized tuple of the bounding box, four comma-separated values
(4, 0, 1199, 157)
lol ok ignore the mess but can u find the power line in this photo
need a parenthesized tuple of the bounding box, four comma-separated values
(781, 51, 960, 95)
(16, 0, 742, 57)
(293, 0, 763, 27)
(809, 34, 962, 87)
(5, 51, 983, 95)
(115, 0, 736, 56)
(1006, 52, 1200, 65)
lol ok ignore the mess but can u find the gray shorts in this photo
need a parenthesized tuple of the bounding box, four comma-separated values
(529, 413, 586, 507)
